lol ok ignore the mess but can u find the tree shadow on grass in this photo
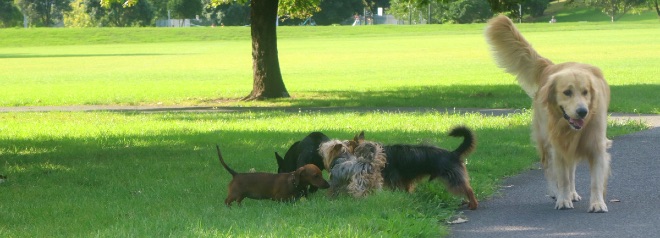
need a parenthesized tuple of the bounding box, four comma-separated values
(609, 84, 660, 114)
(285, 84, 531, 109)
(276, 84, 659, 114)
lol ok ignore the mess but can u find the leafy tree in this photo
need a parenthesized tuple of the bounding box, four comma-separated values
(444, 0, 493, 23)
(220, 2, 250, 26)
(649, 0, 660, 17)
(390, 0, 493, 24)
(522, 0, 550, 17)
(201, 0, 221, 26)
(313, 0, 363, 25)
(0, 0, 22, 27)
(167, 0, 202, 20)
(96, 0, 155, 26)
(389, 0, 418, 24)
(487, 0, 518, 13)
(64, 0, 96, 27)
(568, 0, 647, 22)
(486, 0, 550, 19)
(211, 0, 321, 100)
(147, 0, 168, 19)
(14, 0, 71, 26)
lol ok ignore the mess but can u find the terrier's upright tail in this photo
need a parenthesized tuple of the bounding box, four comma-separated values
(484, 15, 554, 98)
(449, 126, 476, 159)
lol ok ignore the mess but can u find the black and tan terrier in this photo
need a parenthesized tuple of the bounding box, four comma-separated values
(216, 145, 329, 206)
(377, 126, 479, 210)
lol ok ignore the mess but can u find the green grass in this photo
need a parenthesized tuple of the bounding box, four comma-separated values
(0, 110, 647, 237)
(0, 8, 657, 237)
(1, 22, 659, 113)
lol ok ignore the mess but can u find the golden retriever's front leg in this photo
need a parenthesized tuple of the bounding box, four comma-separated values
(543, 156, 558, 199)
(588, 152, 610, 213)
(554, 156, 574, 210)
(569, 162, 582, 202)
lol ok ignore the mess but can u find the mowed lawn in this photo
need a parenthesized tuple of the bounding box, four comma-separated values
(0, 21, 657, 237)
(0, 111, 646, 237)
(1, 22, 658, 113)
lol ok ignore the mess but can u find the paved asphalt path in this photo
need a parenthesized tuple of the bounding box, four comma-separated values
(451, 121, 660, 237)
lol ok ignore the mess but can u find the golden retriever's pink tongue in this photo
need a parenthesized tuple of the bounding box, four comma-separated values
(570, 118, 585, 127)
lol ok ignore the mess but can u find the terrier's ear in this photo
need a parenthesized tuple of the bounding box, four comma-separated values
(353, 131, 365, 143)
(347, 141, 358, 152)
(332, 143, 344, 153)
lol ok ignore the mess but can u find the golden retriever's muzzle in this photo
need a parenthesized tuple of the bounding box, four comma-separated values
(560, 106, 587, 130)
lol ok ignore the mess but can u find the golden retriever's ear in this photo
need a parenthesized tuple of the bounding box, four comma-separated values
(587, 66, 610, 107)
(588, 66, 604, 79)
(539, 77, 557, 105)
(589, 78, 598, 108)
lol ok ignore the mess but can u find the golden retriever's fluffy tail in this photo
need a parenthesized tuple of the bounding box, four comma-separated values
(484, 15, 554, 98)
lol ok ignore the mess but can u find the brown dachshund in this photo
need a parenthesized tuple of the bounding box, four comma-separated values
(216, 145, 329, 206)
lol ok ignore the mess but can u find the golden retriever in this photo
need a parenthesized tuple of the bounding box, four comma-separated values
(485, 15, 611, 213)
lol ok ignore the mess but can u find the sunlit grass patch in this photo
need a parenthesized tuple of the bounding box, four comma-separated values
(1, 23, 658, 113)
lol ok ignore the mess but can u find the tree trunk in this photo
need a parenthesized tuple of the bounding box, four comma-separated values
(242, 0, 290, 101)
(654, 0, 660, 18)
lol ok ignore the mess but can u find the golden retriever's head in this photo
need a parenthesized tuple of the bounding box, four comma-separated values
(541, 65, 602, 130)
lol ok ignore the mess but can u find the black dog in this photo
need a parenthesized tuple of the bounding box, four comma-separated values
(275, 132, 329, 195)
(380, 126, 479, 210)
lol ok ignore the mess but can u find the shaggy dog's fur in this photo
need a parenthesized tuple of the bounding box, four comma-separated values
(275, 132, 330, 196)
(379, 126, 479, 210)
(320, 133, 386, 198)
(216, 145, 329, 206)
(485, 15, 611, 212)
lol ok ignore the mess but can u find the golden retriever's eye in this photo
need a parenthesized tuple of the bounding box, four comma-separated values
(582, 90, 588, 96)
(563, 90, 572, 97)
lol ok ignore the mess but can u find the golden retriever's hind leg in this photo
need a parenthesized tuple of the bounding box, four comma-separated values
(554, 156, 574, 210)
(569, 162, 582, 202)
(588, 152, 610, 213)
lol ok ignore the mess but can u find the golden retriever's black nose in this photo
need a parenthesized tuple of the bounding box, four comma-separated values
(577, 108, 588, 118)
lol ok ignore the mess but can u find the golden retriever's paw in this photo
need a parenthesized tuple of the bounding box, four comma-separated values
(588, 202, 608, 213)
(555, 199, 574, 210)
(570, 192, 582, 202)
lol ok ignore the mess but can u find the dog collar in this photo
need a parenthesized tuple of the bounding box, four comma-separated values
(290, 173, 298, 187)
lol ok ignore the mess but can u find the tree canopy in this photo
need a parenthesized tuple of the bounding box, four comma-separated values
(568, 0, 647, 22)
